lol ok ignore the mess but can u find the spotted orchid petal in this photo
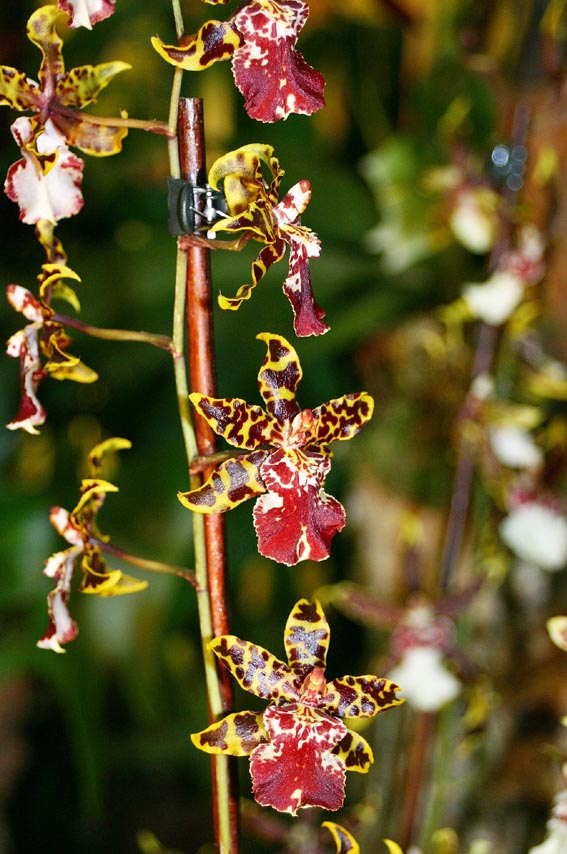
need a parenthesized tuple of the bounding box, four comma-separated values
(6, 284, 44, 323)
(332, 729, 374, 774)
(55, 61, 131, 110)
(178, 451, 267, 514)
(5, 117, 84, 224)
(231, 1, 325, 122)
(311, 393, 375, 445)
(58, 0, 117, 30)
(322, 822, 361, 854)
(0, 67, 41, 112)
(324, 676, 403, 718)
(217, 240, 287, 312)
(188, 393, 280, 450)
(209, 635, 299, 701)
(284, 598, 329, 676)
(280, 209, 328, 337)
(79, 556, 148, 596)
(208, 143, 282, 213)
(28, 5, 66, 85)
(151, 21, 244, 72)
(210, 184, 279, 242)
(88, 437, 133, 472)
(256, 332, 302, 423)
(250, 704, 347, 814)
(50, 109, 129, 157)
(254, 448, 346, 565)
(191, 711, 268, 756)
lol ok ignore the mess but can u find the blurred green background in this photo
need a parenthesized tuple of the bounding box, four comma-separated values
(1, 2, 566, 852)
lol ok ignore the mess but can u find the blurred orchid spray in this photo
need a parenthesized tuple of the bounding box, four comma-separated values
(3, 2, 567, 854)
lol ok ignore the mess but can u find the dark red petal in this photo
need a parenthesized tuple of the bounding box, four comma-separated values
(232, 1, 325, 122)
(283, 236, 328, 337)
(250, 704, 346, 814)
(253, 449, 345, 565)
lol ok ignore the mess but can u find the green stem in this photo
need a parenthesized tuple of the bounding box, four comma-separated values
(58, 107, 172, 136)
(52, 313, 174, 353)
(165, 5, 237, 850)
(92, 538, 196, 585)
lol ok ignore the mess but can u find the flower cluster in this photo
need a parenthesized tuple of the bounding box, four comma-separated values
(37, 438, 147, 653)
(192, 599, 402, 814)
(179, 332, 374, 565)
(152, 0, 325, 122)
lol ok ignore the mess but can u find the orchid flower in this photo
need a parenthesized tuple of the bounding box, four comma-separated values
(203, 143, 327, 337)
(461, 225, 545, 326)
(192, 599, 402, 814)
(152, 1, 325, 123)
(499, 489, 567, 573)
(0, 6, 131, 157)
(326, 583, 481, 713)
(58, 0, 116, 30)
(1, 7, 167, 221)
(179, 333, 374, 565)
(6, 263, 97, 434)
(37, 438, 147, 653)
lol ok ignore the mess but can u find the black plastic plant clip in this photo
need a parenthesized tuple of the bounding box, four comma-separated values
(167, 178, 229, 236)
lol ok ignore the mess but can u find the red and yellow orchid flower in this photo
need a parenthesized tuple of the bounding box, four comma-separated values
(6, 263, 97, 434)
(179, 333, 374, 565)
(192, 599, 402, 814)
(1, 6, 166, 222)
(37, 438, 147, 653)
(204, 143, 328, 337)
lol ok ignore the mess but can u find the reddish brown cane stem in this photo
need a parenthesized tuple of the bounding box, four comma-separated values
(177, 97, 239, 854)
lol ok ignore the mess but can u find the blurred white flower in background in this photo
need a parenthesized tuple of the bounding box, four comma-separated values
(499, 501, 567, 572)
(388, 645, 461, 713)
